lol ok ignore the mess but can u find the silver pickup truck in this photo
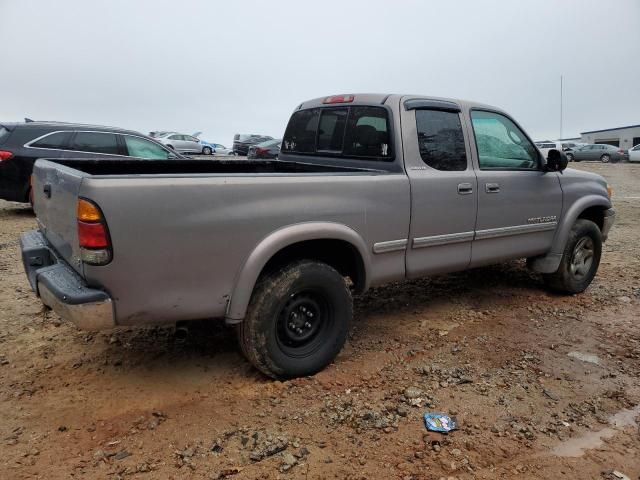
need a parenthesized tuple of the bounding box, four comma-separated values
(21, 93, 615, 379)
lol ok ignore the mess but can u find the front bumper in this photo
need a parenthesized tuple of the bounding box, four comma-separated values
(20, 230, 115, 330)
(602, 208, 616, 242)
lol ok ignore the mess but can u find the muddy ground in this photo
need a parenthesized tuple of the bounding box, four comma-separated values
(0, 162, 639, 480)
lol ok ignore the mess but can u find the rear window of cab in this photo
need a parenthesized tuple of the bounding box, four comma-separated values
(282, 106, 392, 160)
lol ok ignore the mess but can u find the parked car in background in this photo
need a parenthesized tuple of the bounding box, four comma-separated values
(198, 141, 235, 156)
(232, 134, 273, 156)
(567, 144, 626, 163)
(247, 139, 281, 159)
(629, 144, 640, 162)
(155, 133, 204, 154)
(211, 143, 234, 155)
(199, 140, 216, 155)
(535, 141, 582, 159)
(0, 121, 181, 203)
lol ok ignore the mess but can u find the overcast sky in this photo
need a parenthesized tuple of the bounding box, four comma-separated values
(1, 0, 639, 144)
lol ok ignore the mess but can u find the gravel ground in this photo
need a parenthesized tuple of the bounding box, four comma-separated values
(0, 162, 639, 479)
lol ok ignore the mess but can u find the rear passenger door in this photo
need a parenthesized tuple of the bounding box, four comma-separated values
(467, 110, 562, 266)
(401, 100, 478, 277)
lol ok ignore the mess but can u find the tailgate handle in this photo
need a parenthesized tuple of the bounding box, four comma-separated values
(43, 184, 51, 198)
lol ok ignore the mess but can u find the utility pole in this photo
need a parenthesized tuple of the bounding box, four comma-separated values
(560, 75, 563, 140)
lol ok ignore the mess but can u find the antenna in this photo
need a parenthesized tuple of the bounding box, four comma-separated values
(559, 75, 563, 140)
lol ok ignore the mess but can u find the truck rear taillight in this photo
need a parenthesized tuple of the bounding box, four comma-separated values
(77, 198, 112, 265)
(0, 150, 13, 161)
(323, 95, 354, 104)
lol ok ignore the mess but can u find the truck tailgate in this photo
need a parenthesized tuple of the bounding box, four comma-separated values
(32, 159, 85, 275)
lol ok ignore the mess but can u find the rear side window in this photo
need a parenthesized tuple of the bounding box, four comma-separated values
(282, 106, 391, 160)
(70, 132, 120, 155)
(30, 131, 70, 149)
(415, 110, 467, 171)
(0, 127, 10, 146)
(123, 135, 170, 159)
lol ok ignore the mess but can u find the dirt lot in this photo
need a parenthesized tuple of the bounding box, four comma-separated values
(0, 163, 639, 480)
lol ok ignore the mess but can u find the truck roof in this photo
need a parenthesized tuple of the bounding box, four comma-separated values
(296, 93, 502, 113)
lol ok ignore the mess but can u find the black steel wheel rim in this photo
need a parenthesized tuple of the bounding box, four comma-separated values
(276, 289, 332, 357)
(570, 236, 594, 280)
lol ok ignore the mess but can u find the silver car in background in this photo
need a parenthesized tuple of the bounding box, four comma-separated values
(567, 144, 627, 163)
(155, 132, 205, 154)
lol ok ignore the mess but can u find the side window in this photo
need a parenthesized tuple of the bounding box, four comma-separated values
(470, 110, 539, 170)
(169, 134, 181, 140)
(415, 110, 467, 171)
(317, 108, 348, 152)
(124, 136, 170, 159)
(69, 132, 120, 155)
(343, 106, 391, 159)
(30, 132, 71, 149)
(282, 108, 320, 153)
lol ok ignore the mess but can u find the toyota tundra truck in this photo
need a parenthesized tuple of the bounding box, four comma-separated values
(20, 94, 615, 379)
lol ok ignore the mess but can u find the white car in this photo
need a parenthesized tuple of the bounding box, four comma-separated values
(629, 144, 640, 162)
(211, 143, 234, 156)
(155, 133, 204, 154)
(535, 141, 582, 160)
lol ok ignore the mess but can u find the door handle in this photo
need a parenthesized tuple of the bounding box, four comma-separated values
(485, 183, 500, 193)
(457, 183, 473, 195)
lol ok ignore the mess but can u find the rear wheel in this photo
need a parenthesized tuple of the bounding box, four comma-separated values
(600, 154, 610, 163)
(237, 260, 352, 379)
(543, 219, 602, 294)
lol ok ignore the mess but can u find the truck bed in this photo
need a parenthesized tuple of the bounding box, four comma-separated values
(54, 158, 375, 176)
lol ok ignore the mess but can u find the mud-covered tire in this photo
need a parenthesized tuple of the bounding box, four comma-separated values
(543, 219, 602, 294)
(238, 260, 352, 379)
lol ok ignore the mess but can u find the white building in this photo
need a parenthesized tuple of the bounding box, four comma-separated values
(580, 124, 640, 149)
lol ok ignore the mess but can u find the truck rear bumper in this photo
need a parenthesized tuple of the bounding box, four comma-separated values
(20, 230, 115, 330)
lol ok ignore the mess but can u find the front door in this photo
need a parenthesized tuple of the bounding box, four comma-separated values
(467, 109, 562, 267)
(402, 100, 478, 277)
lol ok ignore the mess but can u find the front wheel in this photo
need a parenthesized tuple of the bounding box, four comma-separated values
(237, 260, 352, 379)
(202, 146, 212, 155)
(566, 153, 574, 162)
(601, 154, 610, 163)
(543, 219, 602, 294)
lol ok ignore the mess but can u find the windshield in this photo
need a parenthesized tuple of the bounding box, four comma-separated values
(256, 139, 280, 148)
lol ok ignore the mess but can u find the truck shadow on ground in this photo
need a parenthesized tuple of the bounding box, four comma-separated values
(93, 260, 545, 378)
(0, 204, 33, 218)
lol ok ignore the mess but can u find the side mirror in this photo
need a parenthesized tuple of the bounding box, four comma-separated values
(546, 149, 568, 172)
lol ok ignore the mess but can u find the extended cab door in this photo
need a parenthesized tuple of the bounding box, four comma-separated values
(401, 99, 478, 277)
(467, 109, 562, 266)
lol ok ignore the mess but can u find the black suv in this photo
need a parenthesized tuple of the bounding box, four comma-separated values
(0, 121, 181, 203)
